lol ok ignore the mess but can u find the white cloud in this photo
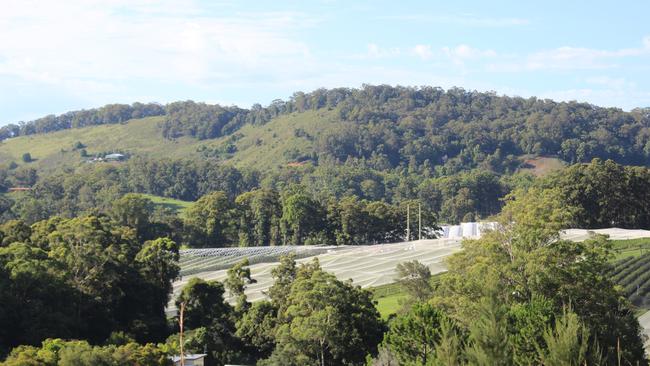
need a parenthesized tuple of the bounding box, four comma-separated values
(378, 14, 529, 27)
(442, 44, 497, 59)
(364, 43, 401, 59)
(0, 0, 314, 101)
(489, 36, 650, 72)
(585, 76, 633, 89)
(412, 45, 432, 60)
(440, 44, 497, 68)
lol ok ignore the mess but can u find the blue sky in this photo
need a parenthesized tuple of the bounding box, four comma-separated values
(1, 0, 649, 124)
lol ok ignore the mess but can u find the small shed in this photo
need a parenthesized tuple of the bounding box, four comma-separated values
(104, 153, 126, 161)
(170, 354, 207, 366)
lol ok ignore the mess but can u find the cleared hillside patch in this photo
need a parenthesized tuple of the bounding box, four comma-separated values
(140, 194, 193, 216)
(519, 156, 566, 176)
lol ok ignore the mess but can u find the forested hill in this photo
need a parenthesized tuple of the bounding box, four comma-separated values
(2, 85, 650, 228)
(4, 85, 650, 169)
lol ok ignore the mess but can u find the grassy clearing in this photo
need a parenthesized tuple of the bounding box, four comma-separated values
(221, 110, 340, 170)
(141, 194, 193, 216)
(375, 293, 408, 320)
(371, 282, 407, 319)
(519, 156, 566, 176)
(370, 273, 444, 320)
(0, 116, 206, 173)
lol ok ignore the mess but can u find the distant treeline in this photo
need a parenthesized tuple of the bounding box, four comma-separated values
(0, 155, 512, 227)
(0, 157, 648, 248)
(5, 86, 650, 168)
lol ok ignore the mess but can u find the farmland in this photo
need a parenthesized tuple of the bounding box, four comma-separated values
(171, 230, 650, 319)
(169, 238, 462, 314)
(611, 251, 650, 310)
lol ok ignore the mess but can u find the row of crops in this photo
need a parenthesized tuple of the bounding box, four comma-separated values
(178, 245, 339, 276)
(610, 238, 650, 261)
(611, 252, 650, 308)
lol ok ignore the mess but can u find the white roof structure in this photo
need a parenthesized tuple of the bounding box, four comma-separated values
(437, 222, 498, 239)
(170, 354, 207, 362)
(105, 153, 125, 159)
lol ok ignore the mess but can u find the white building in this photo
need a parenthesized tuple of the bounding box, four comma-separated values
(170, 354, 207, 366)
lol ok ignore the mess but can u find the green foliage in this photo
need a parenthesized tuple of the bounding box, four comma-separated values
(5, 88, 650, 230)
(161, 101, 248, 140)
(267, 253, 297, 311)
(464, 295, 512, 366)
(184, 191, 236, 247)
(431, 186, 647, 365)
(174, 278, 246, 364)
(176, 278, 232, 330)
(224, 258, 257, 312)
(381, 303, 445, 365)
(0, 216, 179, 351)
(546, 158, 650, 229)
(2, 338, 171, 366)
(536, 309, 589, 366)
(235, 188, 281, 246)
(280, 191, 324, 245)
(266, 259, 385, 365)
(236, 301, 278, 360)
(395, 260, 433, 303)
(110, 193, 154, 240)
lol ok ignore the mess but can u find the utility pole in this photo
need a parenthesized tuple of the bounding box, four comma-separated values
(406, 204, 410, 241)
(179, 302, 185, 366)
(418, 203, 422, 240)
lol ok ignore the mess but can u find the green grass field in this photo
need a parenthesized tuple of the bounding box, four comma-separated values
(140, 194, 194, 216)
(375, 292, 408, 320)
(370, 281, 407, 319)
(370, 274, 443, 319)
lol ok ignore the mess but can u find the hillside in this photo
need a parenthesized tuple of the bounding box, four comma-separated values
(0, 109, 341, 173)
(2, 86, 650, 176)
(3, 86, 650, 230)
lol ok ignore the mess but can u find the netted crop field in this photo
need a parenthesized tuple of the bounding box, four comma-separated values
(561, 228, 650, 242)
(168, 238, 462, 314)
(168, 228, 650, 316)
(179, 246, 338, 276)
